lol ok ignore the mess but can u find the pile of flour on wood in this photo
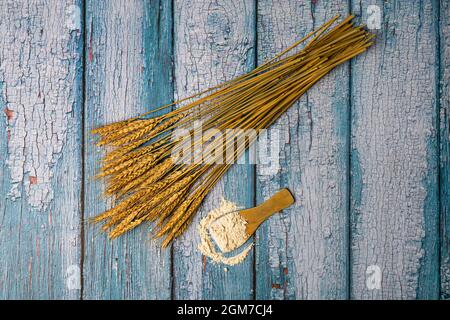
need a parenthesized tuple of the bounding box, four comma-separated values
(198, 198, 252, 266)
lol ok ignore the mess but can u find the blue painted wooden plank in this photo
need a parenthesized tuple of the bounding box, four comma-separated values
(0, 0, 83, 299)
(83, 0, 172, 299)
(440, 0, 450, 300)
(255, 0, 350, 299)
(350, 0, 439, 299)
(172, 0, 255, 300)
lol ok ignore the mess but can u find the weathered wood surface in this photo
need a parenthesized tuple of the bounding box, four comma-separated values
(83, 0, 172, 299)
(350, 0, 440, 299)
(172, 0, 255, 300)
(255, 0, 350, 299)
(440, 0, 450, 300)
(0, 0, 83, 299)
(0, 0, 448, 300)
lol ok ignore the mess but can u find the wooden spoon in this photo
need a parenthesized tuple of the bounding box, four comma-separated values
(209, 188, 295, 253)
(240, 188, 295, 236)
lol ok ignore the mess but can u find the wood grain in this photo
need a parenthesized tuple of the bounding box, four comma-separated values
(350, 0, 440, 299)
(0, 0, 83, 299)
(172, 0, 255, 299)
(440, 0, 450, 300)
(83, 0, 172, 299)
(255, 0, 350, 300)
(0, 0, 446, 300)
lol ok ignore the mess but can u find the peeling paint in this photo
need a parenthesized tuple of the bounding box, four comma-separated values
(0, 1, 81, 210)
(256, 0, 349, 300)
(173, 0, 255, 300)
(29, 176, 37, 185)
(82, 0, 173, 299)
(351, 1, 438, 299)
(4, 108, 13, 121)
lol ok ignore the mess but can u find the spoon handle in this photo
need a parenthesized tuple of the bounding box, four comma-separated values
(256, 188, 295, 220)
(241, 188, 295, 234)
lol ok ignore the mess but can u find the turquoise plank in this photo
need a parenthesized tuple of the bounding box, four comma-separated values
(255, 0, 350, 299)
(350, 0, 439, 299)
(83, 0, 172, 299)
(0, 0, 83, 299)
(172, 0, 255, 299)
(440, 0, 450, 300)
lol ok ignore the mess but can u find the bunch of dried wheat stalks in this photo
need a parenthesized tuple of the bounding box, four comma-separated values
(92, 15, 374, 247)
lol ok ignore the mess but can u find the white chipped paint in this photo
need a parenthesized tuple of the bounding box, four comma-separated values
(256, 0, 349, 299)
(351, 1, 436, 299)
(83, 0, 172, 299)
(0, 1, 80, 210)
(173, 0, 255, 299)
